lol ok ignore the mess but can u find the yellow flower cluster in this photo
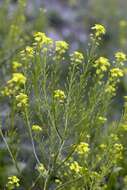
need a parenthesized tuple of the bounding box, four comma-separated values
(56, 41, 69, 54)
(20, 46, 34, 59)
(105, 67, 124, 95)
(37, 163, 45, 173)
(54, 41, 69, 60)
(91, 24, 106, 37)
(1, 86, 13, 97)
(26, 46, 34, 57)
(16, 92, 28, 108)
(12, 61, 22, 71)
(94, 57, 110, 77)
(70, 51, 84, 65)
(110, 68, 124, 80)
(2, 73, 26, 96)
(32, 125, 42, 132)
(34, 32, 53, 48)
(105, 85, 117, 95)
(75, 142, 90, 155)
(54, 89, 66, 103)
(37, 163, 47, 177)
(69, 161, 82, 173)
(7, 176, 20, 190)
(112, 143, 123, 163)
(115, 52, 127, 63)
(7, 73, 26, 86)
(110, 52, 127, 93)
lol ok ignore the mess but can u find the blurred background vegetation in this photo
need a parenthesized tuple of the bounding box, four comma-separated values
(0, 0, 127, 189)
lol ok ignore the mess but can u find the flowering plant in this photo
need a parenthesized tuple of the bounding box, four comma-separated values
(0, 2, 127, 189)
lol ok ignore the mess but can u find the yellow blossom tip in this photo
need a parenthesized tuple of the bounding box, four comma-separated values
(91, 24, 106, 37)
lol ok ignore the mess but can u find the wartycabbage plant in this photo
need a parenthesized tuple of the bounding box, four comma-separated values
(0, 23, 127, 190)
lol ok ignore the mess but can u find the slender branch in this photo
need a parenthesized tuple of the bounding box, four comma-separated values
(25, 109, 41, 165)
(28, 174, 41, 190)
(56, 176, 83, 190)
(0, 127, 20, 174)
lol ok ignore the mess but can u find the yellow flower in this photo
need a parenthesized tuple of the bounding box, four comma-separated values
(16, 93, 28, 108)
(54, 41, 69, 60)
(91, 24, 106, 37)
(25, 46, 34, 57)
(105, 84, 116, 94)
(94, 57, 110, 75)
(7, 176, 20, 190)
(114, 143, 123, 151)
(32, 125, 42, 132)
(54, 89, 66, 103)
(56, 41, 69, 54)
(12, 61, 22, 71)
(20, 46, 34, 59)
(105, 67, 124, 95)
(115, 52, 127, 63)
(37, 163, 47, 176)
(1, 87, 13, 97)
(2, 73, 26, 97)
(34, 32, 45, 42)
(34, 32, 53, 47)
(37, 163, 45, 173)
(70, 51, 84, 64)
(110, 68, 124, 79)
(7, 73, 26, 86)
(69, 161, 82, 173)
(75, 142, 90, 155)
(112, 143, 123, 162)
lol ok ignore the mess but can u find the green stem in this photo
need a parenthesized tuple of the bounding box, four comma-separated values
(0, 127, 20, 174)
(57, 64, 76, 156)
(25, 109, 40, 164)
(56, 176, 83, 190)
(43, 168, 52, 190)
(28, 174, 41, 190)
(10, 100, 15, 130)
